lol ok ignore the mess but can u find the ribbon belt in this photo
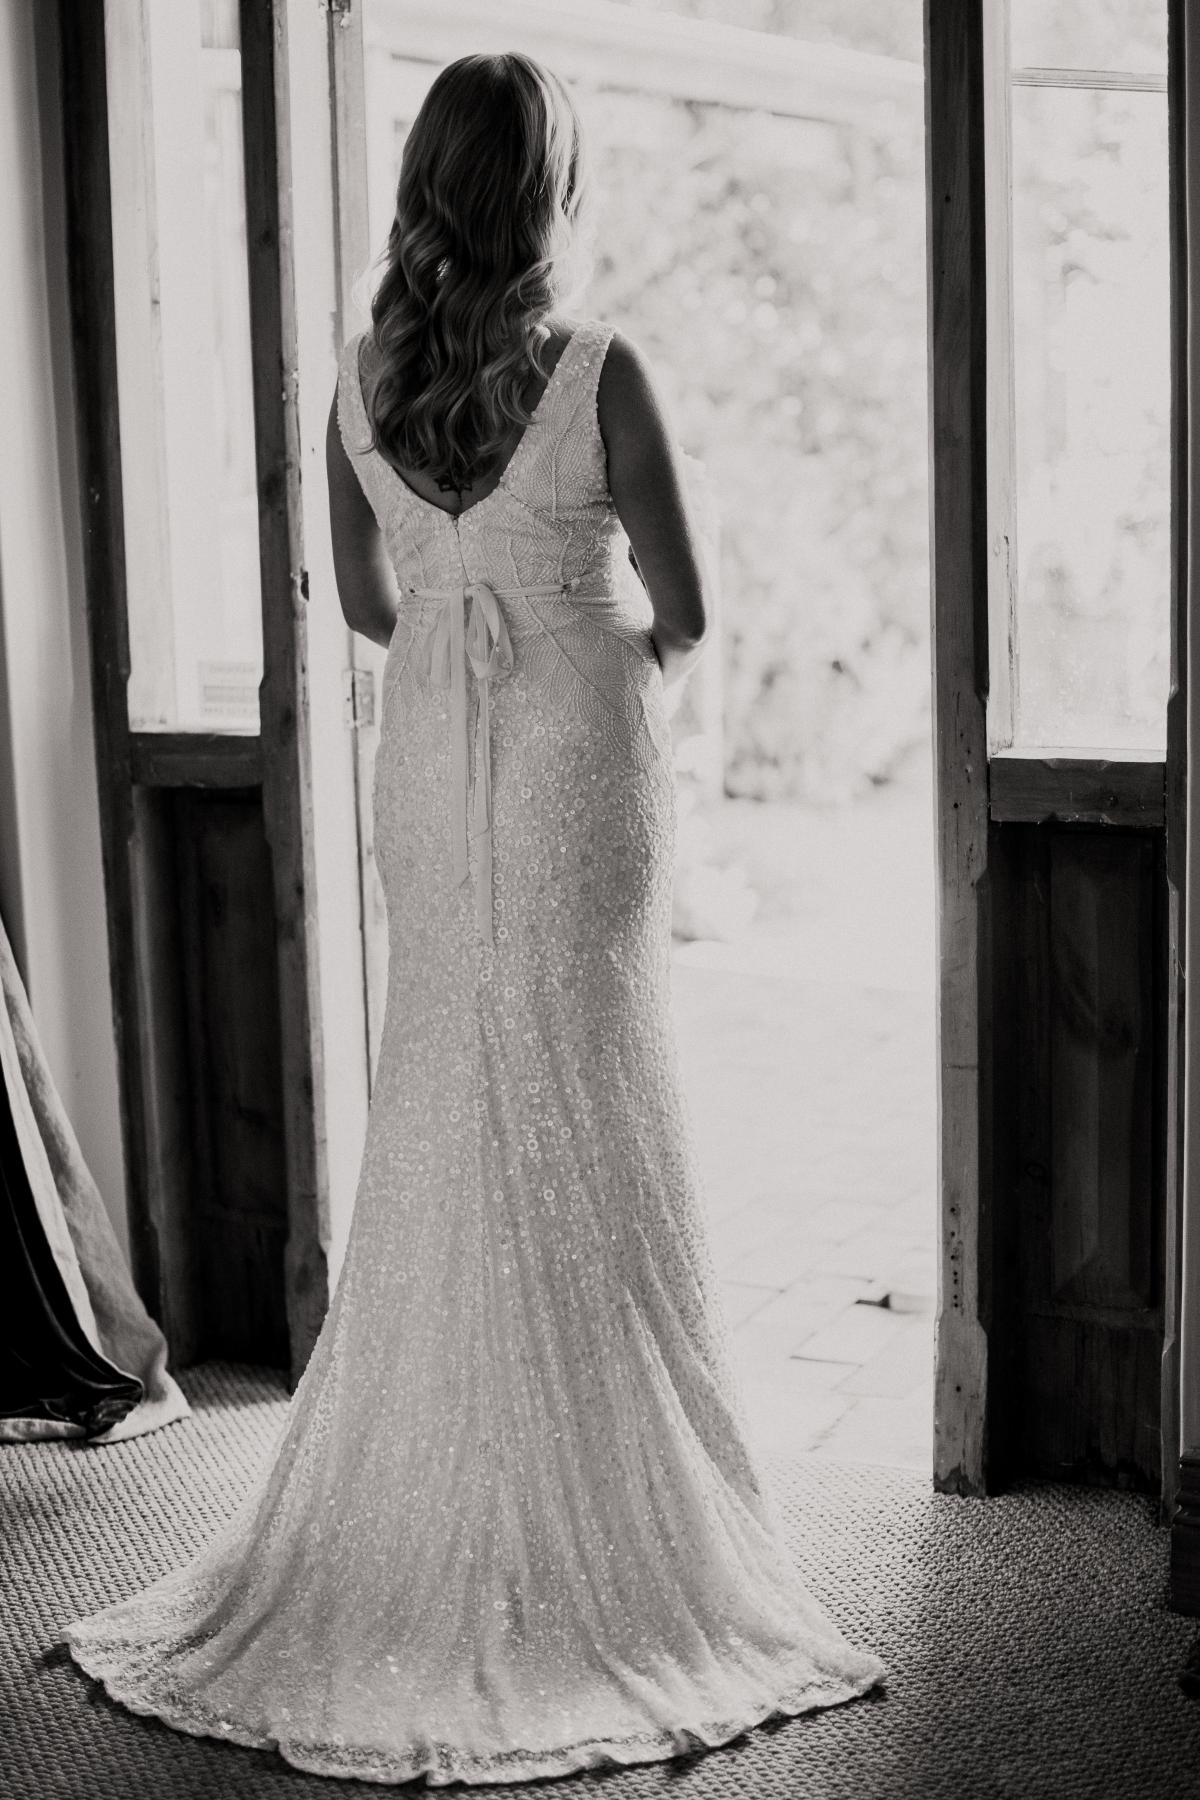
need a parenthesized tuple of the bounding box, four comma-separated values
(408, 580, 567, 948)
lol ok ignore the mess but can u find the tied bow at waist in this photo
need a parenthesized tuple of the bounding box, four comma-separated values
(407, 580, 569, 948)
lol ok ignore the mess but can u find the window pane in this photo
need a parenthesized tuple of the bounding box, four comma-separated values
(107, 0, 261, 732)
(1008, 76, 1170, 752)
(1011, 0, 1166, 77)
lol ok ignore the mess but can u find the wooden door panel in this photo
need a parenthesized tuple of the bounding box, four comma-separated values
(1049, 836, 1158, 1313)
(1015, 1316, 1163, 1485)
(174, 790, 290, 1367)
(991, 824, 1165, 1488)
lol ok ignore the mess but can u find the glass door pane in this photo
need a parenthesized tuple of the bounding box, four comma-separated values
(1011, 0, 1165, 75)
(991, 0, 1170, 755)
(105, 0, 262, 731)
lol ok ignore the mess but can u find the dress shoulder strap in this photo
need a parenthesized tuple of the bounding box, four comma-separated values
(336, 330, 396, 525)
(336, 330, 371, 455)
(548, 317, 616, 410)
(516, 318, 616, 511)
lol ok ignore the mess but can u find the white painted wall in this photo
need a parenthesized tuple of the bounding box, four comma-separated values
(0, 1, 129, 1255)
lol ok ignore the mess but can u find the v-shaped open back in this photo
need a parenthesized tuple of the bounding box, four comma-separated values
(335, 315, 634, 595)
(352, 321, 587, 521)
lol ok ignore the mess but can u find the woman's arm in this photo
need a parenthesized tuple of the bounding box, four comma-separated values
(326, 392, 400, 652)
(596, 330, 714, 688)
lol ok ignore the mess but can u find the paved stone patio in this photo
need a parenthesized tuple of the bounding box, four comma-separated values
(669, 772, 937, 1473)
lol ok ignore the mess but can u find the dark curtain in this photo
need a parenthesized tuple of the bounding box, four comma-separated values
(0, 1063, 142, 1436)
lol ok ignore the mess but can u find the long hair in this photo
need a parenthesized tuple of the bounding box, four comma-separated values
(364, 53, 592, 494)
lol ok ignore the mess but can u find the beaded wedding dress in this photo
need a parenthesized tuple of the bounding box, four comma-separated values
(60, 317, 886, 1785)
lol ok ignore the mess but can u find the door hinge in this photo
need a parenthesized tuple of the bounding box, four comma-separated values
(343, 667, 375, 730)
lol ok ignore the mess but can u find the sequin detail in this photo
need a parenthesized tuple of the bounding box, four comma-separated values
(59, 316, 887, 1787)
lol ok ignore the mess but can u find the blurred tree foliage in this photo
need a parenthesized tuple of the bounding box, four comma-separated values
(1009, 76, 1169, 750)
(614, 0, 922, 61)
(579, 9, 929, 800)
(588, 0, 1170, 787)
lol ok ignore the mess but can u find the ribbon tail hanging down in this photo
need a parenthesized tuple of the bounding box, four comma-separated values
(464, 583, 513, 950)
(409, 578, 529, 945)
(448, 588, 470, 890)
(471, 680, 496, 947)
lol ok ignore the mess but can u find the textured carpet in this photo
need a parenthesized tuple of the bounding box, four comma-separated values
(2, 1363, 1198, 1800)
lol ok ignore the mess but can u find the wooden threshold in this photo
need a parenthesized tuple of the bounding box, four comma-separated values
(989, 754, 1166, 828)
(129, 732, 263, 789)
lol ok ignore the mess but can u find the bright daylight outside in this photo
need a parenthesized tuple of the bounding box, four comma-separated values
(349, 0, 1172, 1472)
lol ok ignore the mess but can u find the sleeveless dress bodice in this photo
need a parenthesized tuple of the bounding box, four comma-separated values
(336, 317, 672, 952)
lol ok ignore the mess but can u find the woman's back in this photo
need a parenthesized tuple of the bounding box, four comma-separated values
(354, 320, 577, 518)
(336, 311, 673, 957)
(339, 316, 643, 600)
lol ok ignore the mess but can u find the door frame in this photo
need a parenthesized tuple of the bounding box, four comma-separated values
(925, 0, 1188, 1503)
(1171, 0, 1200, 1609)
(924, 0, 992, 1495)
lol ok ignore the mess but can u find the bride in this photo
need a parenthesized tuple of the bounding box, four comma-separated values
(60, 50, 887, 1786)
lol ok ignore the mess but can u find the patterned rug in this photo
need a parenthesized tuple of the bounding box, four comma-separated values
(2, 1362, 1198, 1799)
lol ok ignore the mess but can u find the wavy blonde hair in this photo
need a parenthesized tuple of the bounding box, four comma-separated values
(364, 53, 592, 494)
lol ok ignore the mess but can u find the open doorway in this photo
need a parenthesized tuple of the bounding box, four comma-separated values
(358, 0, 936, 1471)
(39, 0, 1184, 1556)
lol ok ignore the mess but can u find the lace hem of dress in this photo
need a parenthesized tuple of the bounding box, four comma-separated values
(62, 1630, 886, 1790)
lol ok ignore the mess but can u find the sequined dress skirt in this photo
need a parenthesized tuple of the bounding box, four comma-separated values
(57, 583, 887, 1786)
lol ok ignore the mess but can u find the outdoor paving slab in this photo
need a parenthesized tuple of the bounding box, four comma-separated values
(730, 1294, 861, 1377)
(737, 1379, 851, 1458)
(719, 1280, 785, 1328)
(836, 1316, 935, 1399)
(801, 1151, 933, 1198)
(724, 1233, 855, 1288)
(735, 1276, 872, 1335)
(809, 1225, 931, 1283)
(718, 1234, 801, 1288)
(872, 1247, 936, 1312)
(791, 1297, 913, 1365)
(773, 1354, 862, 1395)
(816, 1390, 934, 1471)
(787, 1197, 893, 1244)
(704, 1205, 773, 1251)
(777, 1271, 875, 1309)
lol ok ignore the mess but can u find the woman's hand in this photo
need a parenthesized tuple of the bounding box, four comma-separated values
(651, 622, 708, 691)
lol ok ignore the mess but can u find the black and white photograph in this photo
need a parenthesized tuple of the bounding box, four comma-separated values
(2, 1, 1200, 1794)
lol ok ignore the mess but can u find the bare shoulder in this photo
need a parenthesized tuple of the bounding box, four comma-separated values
(597, 328, 658, 403)
(596, 328, 673, 452)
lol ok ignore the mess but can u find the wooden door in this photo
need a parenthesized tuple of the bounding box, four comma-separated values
(59, 0, 375, 1383)
(925, 0, 1185, 1499)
